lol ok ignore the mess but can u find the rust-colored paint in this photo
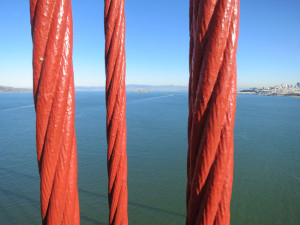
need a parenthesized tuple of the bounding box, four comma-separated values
(104, 0, 128, 224)
(30, 0, 80, 224)
(186, 0, 239, 225)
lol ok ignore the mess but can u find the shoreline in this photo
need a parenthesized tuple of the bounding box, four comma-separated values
(238, 92, 300, 98)
(2, 91, 300, 98)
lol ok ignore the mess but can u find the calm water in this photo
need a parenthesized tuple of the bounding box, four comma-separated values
(0, 92, 299, 224)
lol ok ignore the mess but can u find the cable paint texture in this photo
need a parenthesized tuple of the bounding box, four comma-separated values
(104, 0, 128, 224)
(186, 0, 239, 225)
(30, 0, 80, 224)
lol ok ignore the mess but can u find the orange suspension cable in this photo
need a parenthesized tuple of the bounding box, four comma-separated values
(30, 0, 80, 224)
(186, 0, 239, 224)
(104, 0, 128, 224)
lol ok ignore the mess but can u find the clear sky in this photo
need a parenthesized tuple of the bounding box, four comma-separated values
(0, 0, 299, 88)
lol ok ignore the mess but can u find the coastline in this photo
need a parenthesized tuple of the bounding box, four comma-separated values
(0, 86, 31, 93)
(238, 92, 300, 98)
(239, 83, 300, 98)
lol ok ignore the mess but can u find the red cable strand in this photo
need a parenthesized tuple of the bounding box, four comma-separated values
(186, 0, 239, 224)
(104, 0, 128, 224)
(30, 0, 80, 224)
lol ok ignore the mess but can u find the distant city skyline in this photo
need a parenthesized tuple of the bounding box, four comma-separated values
(0, 0, 299, 88)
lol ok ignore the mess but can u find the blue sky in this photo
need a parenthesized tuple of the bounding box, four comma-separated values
(0, 0, 299, 88)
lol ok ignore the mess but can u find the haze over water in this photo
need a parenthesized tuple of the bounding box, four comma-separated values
(0, 92, 299, 224)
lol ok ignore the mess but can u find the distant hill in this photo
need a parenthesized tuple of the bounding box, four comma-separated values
(126, 85, 188, 92)
(0, 86, 31, 93)
(75, 86, 105, 91)
(0, 84, 188, 93)
(75, 85, 188, 92)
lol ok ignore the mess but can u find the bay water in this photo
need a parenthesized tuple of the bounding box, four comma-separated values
(0, 92, 299, 224)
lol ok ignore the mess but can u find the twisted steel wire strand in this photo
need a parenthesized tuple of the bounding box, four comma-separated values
(104, 0, 128, 224)
(30, 0, 80, 224)
(186, 0, 239, 224)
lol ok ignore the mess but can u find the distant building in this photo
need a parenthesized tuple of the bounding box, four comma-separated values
(281, 84, 287, 88)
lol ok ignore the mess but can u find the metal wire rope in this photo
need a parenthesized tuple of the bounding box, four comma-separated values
(30, 0, 80, 224)
(104, 0, 128, 224)
(186, 1, 240, 224)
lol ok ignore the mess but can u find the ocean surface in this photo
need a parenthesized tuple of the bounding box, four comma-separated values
(0, 92, 299, 225)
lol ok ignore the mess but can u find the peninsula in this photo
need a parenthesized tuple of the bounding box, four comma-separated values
(239, 82, 300, 97)
(0, 86, 31, 93)
(133, 89, 151, 93)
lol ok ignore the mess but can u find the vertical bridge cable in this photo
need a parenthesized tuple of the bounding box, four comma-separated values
(186, 0, 239, 225)
(30, 0, 80, 224)
(104, 0, 128, 225)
